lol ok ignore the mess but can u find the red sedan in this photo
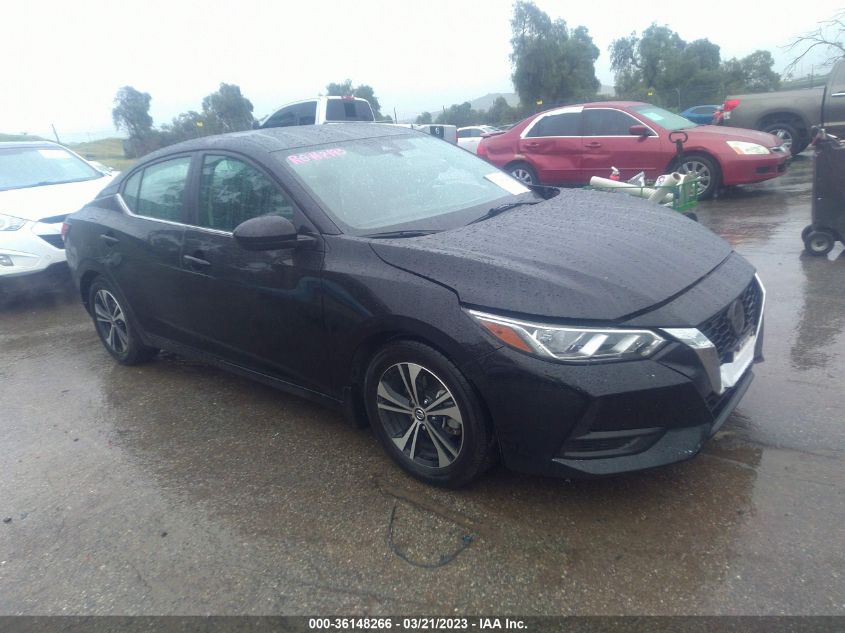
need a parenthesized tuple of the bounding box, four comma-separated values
(477, 102, 790, 198)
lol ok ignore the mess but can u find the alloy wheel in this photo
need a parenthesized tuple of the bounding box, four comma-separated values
(511, 168, 534, 185)
(679, 159, 712, 194)
(376, 362, 464, 469)
(769, 128, 793, 151)
(93, 289, 129, 355)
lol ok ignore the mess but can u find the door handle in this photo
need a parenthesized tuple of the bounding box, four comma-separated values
(183, 254, 211, 269)
(524, 142, 540, 148)
(99, 234, 119, 246)
(585, 142, 602, 148)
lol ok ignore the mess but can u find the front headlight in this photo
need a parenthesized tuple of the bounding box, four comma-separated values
(0, 213, 27, 231)
(468, 310, 665, 362)
(726, 141, 770, 155)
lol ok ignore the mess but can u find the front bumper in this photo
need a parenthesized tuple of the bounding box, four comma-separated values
(463, 277, 765, 479)
(721, 152, 790, 186)
(0, 220, 66, 277)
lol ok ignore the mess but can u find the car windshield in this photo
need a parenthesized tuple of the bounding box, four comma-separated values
(0, 146, 103, 191)
(279, 135, 530, 234)
(631, 105, 697, 131)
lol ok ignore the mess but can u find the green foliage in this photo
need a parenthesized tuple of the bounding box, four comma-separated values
(723, 51, 780, 93)
(431, 97, 524, 128)
(509, 1, 600, 108)
(610, 25, 779, 108)
(435, 102, 482, 127)
(201, 83, 255, 133)
(326, 80, 382, 118)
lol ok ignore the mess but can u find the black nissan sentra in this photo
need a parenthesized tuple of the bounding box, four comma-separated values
(65, 124, 764, 487)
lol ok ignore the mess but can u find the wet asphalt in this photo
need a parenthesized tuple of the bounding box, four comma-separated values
(1, 155, 843, 615)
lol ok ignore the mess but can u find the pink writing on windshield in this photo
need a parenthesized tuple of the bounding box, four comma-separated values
(288, 148, 347, 165)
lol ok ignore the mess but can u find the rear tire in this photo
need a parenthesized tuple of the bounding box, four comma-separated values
(762, 122, 806, 155)
(804, 230, 835, 257)
(508, 162, 538, 186)
(363, 340, 496, 488)
(88, 277, 157, 365)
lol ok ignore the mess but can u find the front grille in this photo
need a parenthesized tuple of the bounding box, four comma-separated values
(698, 278, 762, 363)
(37, 234, 65, 249)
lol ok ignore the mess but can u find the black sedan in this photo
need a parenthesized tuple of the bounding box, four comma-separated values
(65, 123, 764, 487)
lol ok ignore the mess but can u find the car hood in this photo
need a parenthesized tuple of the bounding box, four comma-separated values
(370, 189, 733, 322)
(684, 125, 782, 148)
(0, 175, 114, 222)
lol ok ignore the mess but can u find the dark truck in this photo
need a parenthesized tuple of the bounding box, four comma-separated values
(719, 58, 845, 155)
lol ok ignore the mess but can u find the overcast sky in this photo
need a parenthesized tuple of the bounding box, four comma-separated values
(3, 0, 842, 141)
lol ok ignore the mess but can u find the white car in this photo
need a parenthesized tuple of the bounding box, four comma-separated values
(457, 125, 500, 153)
(0, 142, 115, 278)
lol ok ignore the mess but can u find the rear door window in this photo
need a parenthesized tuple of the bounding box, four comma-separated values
(325, 99, 375, 122)
(526, 112, 581, 137)
(126, 156, 192, 222)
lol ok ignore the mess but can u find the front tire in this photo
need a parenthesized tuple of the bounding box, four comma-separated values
(675, 153, 720, 200)
(88, 278, 157, 365)
(364, 341, 496, 488)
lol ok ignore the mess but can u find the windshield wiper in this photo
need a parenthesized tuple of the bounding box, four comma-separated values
(363, 229, 441, 239)
(469, 199, 543, 225)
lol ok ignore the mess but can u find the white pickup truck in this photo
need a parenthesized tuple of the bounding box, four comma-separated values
(258, 97, 457, 143)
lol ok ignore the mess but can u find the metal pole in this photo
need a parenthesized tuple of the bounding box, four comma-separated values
(51, 124, 61, 144)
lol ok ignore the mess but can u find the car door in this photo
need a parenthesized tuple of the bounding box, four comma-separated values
(580, 108, 662, 182)
(179, 152, 327, 390)
(518, 107, 582, 184)
(109, 154, 195, 343)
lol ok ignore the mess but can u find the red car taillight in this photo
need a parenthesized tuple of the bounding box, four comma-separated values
(61, 221, 70, 242)
(723, 98, 741, 112)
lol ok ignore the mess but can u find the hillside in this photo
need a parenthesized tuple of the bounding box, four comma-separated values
(68, 137, 133, 171)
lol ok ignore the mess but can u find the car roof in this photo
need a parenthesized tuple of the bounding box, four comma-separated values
(138, 123, 413, 163)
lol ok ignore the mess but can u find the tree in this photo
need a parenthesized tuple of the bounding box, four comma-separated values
(416, 111, 433, 124)
(159, 111, 208, 146)
(435, 102, 483, 127)
(201, 83, 254, 133)
(112, 86, 156, 158)
(326, 80, 382, 118)
(484, 96, 518, 126)
(785, 10, 845, 74)
(510, 1, 599, 108)
(610, 25, 727, 108)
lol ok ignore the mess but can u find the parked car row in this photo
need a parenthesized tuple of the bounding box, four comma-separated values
(476, 101, 789, 199)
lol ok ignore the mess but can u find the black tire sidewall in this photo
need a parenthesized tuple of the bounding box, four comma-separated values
(363, 341, 493, 487)
(763, 122, 802, 154)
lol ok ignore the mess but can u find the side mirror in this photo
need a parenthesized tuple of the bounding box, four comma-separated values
(233, 215, 311, 251)
(629, 125, 651, 137)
